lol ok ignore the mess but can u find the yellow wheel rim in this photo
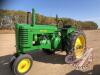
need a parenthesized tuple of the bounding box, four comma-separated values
(17, 59, 31, 74)
(74, 35, 86, 59)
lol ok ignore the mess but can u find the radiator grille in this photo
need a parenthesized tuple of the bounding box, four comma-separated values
(19, 28, 28, 45)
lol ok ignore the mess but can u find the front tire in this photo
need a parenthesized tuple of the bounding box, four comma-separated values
(12, 54, 33, 75)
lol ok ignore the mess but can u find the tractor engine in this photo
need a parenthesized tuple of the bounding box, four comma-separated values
(15, 23, 61, 54)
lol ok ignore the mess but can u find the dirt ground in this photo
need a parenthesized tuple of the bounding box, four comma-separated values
(0, 30, 100, 75)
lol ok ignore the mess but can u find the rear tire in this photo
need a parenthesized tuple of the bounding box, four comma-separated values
(67, 30, 86, 60)
(12, 54, 33, 75)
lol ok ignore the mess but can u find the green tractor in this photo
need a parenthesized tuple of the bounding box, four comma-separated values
(10, 9, 86, 75)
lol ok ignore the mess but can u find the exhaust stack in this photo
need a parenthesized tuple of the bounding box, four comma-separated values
(27, 12, 31, 24)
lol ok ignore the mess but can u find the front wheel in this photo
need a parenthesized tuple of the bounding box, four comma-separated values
(12, 54, 33, 75)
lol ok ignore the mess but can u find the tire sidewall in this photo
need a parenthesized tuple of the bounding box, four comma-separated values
(12, 54, 33, 75)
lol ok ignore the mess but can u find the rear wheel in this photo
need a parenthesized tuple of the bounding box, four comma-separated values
(74, 33, 86, 59)
(12, 54, 33, 75)
(68, 31, 86, 60)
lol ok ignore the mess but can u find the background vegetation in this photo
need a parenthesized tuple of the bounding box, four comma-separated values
(0, 9, 98, 30)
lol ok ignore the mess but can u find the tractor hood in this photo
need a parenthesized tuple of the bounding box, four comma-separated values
(16, 24, 58, 34)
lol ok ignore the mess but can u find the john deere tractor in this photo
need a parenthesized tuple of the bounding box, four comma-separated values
(10, 9, 86, 75)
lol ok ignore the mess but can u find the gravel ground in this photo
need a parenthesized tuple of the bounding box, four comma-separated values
(0, 30, 100, 75)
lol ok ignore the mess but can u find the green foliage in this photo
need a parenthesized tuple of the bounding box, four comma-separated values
(0, 9, 98, 30)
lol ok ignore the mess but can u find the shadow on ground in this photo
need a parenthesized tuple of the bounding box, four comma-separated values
(0, 51, 66, 75)
(0, 55, 14, 75)
(66, 65, 100, 75)
(30, 50, 66, 64)
(0, 51, 100, 75)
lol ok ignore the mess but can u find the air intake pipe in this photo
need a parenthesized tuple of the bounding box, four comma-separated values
(32, 8, 35, 26)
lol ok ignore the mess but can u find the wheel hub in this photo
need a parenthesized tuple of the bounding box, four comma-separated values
(17, 59, 31, 73)
(74, 35, 86, 59)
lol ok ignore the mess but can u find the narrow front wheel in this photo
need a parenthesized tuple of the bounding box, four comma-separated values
(12, 54, 33, 75)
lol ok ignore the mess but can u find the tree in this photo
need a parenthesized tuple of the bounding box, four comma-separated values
(0, 9, 98, 30)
